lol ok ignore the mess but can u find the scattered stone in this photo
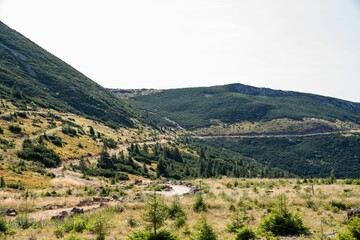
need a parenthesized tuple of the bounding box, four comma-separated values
(70, 207, 84, 214)
(39, 204, 65, 210)
(134, 179, 142, 185)
(133, 193, 142, 201)
(5, 209, 18, 216)
(348, 208, 360, 220)
(99, 203, 107, 207)
(51, 211, 68, 220)
(93, 197, 111, 202)
(163, 185, 173, 192)
(77, 199, 94, 207)
(111, 195, 119, 201)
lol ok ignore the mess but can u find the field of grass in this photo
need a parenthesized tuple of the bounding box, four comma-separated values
(1, 178, 359, 239)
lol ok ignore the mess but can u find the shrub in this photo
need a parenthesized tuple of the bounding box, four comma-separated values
(227, 209, 248, 233)
(9, 125, 22, 134)
(127, 230, 179, 240)
(168, 196, 186, 219)
(330, 201, 348, 211)
(348, 217, 360, 240)
(142, 192, 168, 234)
(0, 216, 8, 233)
(48, 135, 63, 147)
(0, 125, 3, 134)
(62, 126, 77, 137)
(0, 177, 5, 188)
(14, 215, 35, 229)
(189, 217, 217, 240)
(103, 138, 117, 149)
(87, 212, 111, 240)
(18, 139, 61, 167)
(235, 227, 256, 240)
(193, 193, 207, 212)
(260, 194, 307, 236)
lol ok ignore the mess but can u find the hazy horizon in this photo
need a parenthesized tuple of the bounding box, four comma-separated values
(1, 0, 360, 102)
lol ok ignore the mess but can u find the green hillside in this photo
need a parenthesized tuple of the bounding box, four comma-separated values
(204, 133, 360, 178)
(126, 84, 360, 178)
(130, 84, 360, 130)
(0, 21, 135, 128)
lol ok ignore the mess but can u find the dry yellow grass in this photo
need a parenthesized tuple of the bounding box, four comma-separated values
(1, 178, 359, 240)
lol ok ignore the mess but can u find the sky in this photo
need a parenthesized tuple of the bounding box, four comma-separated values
(1, 0, 360, 102)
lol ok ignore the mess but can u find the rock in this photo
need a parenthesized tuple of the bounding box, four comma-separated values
(347, 208, 360, 220)
(51, 211, 68, 220)
(5, 209, 18, 216)
(99, 203, 107, 207)
(77, 199, 94, 207)
(134, 179, 142, 185)
(70, 207, 84, 214)
(133, 193, 142, 201)
(111, 195, 119, 201)
(40, 204, 65, 210)
(163, 185, 173, 192)
(93, 197, 111, 202)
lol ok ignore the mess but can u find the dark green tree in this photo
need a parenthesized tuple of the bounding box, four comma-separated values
(142, 192, 168, 234)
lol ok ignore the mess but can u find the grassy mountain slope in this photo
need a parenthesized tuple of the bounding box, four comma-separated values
(129, 84, 360, 130)
(0, 21, 135, 128)
(126, 84, 360, 178)
(204, 133, 360, 178)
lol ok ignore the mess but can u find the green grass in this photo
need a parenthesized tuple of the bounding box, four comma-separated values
(0, 21, 136, 128)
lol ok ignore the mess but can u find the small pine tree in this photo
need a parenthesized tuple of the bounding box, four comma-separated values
(157, 158, 167, 177)
(143, 163, 148, 174)
(0, 177, 5, 188)
(190, 217, 217, 240)
(168, 196, 186, 219)
(193, 193, 207, 212)
(142, 192, 168, 234)
(89, 126, 95, 136)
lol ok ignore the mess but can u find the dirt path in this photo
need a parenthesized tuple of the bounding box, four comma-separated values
(190, 129, 360, 139)
(29, 205, 101, 220)
(157, 185, 192, 196)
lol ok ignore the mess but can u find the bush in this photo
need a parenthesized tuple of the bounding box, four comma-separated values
(330, 201, 348, 211)
(127, 230, 179, 240)
(348, 217, 360, 240)
(0, 125, 3, 134)
(227, 210, 248, 233)
(260, 195, 307, 236)
(168, 196, 186, 219)
(0, 217, 8, 233)
(189, 217, 217, 240)
(9, 125, 21, 134)
(18, 139, 61, 167)
(48, 135, 63, 147)
(87, 212, 111, 240)
(193, 193, 207, 212)
(62, 126, 77, 137)
(235, 227, 256, 240)
(14, 215, 35, 229)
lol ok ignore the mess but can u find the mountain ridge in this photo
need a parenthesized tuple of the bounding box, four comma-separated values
(0, 21, 136, 128)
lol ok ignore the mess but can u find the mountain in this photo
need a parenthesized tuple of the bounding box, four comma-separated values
(128, 83, 360, 130)
(123, 84, 360, 178)
(0, 21, 135, 128)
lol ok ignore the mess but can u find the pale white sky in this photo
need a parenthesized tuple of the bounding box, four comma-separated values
(1, 0, 360, 102)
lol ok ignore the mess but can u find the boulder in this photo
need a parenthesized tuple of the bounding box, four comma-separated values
(70, 207, 84, 214)
(347, 208, 360, 221)
(5, 209, 18, 216)
(51, 211, 68, 220)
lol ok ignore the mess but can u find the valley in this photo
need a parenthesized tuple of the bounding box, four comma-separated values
(1, 20, 360, 240)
